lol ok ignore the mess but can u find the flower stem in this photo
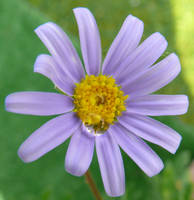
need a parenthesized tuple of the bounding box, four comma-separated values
(85, 170, 103, 200)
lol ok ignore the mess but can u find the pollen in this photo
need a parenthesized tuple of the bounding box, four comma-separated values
(73, 75, 128, 132)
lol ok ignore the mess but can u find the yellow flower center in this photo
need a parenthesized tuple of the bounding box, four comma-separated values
(73, 75, 128, 132)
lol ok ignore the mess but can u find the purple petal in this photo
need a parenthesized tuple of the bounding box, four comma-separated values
(118, 113, 182, 154)
(96, 133, 125, 197)
(65, 125, 94, 176)
(18, 113, 81, 163)
(102, 15, 143, 75)
(34, 54, 54, 81)
(115, 32, 167, 83)
(110, 123, 164, 177)
(126, 95, 189, 116)
(35, 22, 85, 82)
(73, 8, 101, 75)
(5, 92, 74, 116)
(34, 54, 75, 95)
(122, 53, 181, 96)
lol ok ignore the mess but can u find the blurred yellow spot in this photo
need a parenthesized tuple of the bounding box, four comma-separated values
(73, 75, 128, 132)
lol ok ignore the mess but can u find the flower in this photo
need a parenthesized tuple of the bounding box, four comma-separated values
(5, 7, 188, 197)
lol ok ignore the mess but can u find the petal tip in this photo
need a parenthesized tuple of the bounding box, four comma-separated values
(184, 95, 189, 113)
(34, 22, 54, 35)
(148, 160, 164, 177)
(73, 7, 90, 13)
(127, 15, 144, 33)
(33, 54, 50, 72)
(34, 23, 44, 33)
(155, 32, 168, 46)
(177, 95, 189, 115)
(4, 93, 16, 113)
(65, 163, 84, 177)
(107, 188, 125, 197)
(17, 146, 32, 163)
(169, 53, 181, 72)
(4, 94, 10, 111)
(170, 134, 182, 154)
(127, 14, 144, 25)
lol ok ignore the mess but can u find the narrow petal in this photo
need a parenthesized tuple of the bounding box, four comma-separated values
(35, 22, 85, 82)
(34, 54, 75, 95)
(18, 113, 81, 163)
(115, 32, 167, 83)
(65, 125, 94, 176)
(118, 113, 182, 154)
(102, 15, 144, 75)
(110, 124, 164, 177)
(73, 8, 101, 75)
(5, 92, 74, 116)
(126, 95, 189, 116)
(122, 53, 181, 96)
(34, 54, 53, 81)
(96, 133, 125, 197)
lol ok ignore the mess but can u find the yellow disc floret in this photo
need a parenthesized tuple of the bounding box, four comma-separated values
(73, 75, 128, 132)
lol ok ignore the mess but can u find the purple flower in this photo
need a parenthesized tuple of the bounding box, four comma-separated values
(5, 7, 188, 197)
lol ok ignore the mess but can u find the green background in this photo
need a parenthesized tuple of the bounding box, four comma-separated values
(0, 0, 194, 199)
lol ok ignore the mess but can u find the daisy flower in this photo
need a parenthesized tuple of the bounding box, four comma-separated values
(5, 7, 188, 197)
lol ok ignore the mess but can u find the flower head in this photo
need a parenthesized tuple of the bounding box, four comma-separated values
(73, 74, 128, 132)
(5, 7, 189, 197)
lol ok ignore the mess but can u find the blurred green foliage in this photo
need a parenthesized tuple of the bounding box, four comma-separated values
(171, 0, 194, 123)
(0, 0, 194, 199)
